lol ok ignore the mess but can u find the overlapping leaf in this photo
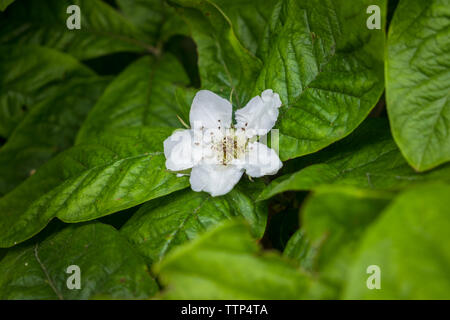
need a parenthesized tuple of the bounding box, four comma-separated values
(121, 181, 267, 263)
(386, 0, 450, 171)
(0, 127, 189, 248)
(169, 0, 271, 107)
(171, 0, 386, 160)
(284, 187, 391, 297)
(0, 0, 151, 60)
(344, 183, 450, 299)
(0, 76, 110, 196)
(0, 45, 94, 137)
(0, 223, 158, 299)
(76, 54, 191, 143)
(155, 220, 314, 299)
(258, 119, 450, 200)
(116, 0, 189, 44)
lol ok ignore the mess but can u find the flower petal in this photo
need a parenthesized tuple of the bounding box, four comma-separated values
(244, 142, 282, 178)
(164, 129, 201, 171)
(190, 164, 244, 196)
(235, 89, 282, 137)
(189, 90, 232, 129)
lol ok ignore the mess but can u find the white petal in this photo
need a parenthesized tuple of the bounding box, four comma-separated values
(189, 90, 232, 129)
(164, 129, 201, 171)
(190, 164, 244, 197)
(235, 89, 282, 137)
(244, 142, 282, 178)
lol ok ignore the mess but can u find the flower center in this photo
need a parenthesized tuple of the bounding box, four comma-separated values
(206, 128, 247, 166)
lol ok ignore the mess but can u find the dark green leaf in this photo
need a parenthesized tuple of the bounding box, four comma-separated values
(172, 0, 386, 159)
(116, 0, 189, 43)
(121, 181, 267, 263)
(0, 76, 110, 196)
(0, 0, 151, 60)
(170, 0, 270, 107)
(0, 127, 189, 248)
(0, 223, 158, 299)
(258, 119, 450, 200)
(0, 45, 94, 137)
(286, 187, 390, 297)
(386, 0, 450, 171)
(256, 0, 386, 160)
(155, 220, 313, 299)
(76, 54, 190, 143)
(344, 182, 450, 299)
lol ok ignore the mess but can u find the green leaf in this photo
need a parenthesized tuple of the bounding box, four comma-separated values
(169, 0, 269, 107)
(285, 187, 391, 297)
(76, 54, 190, 143)
(255, 0, 386, 160)
(116, 0, 189, 43)
(0, 45, 94, 137)
(0, 223, 158, 299)
(0, 127, 189, 248)
(0, 0, 14, 11)
(344, 182, 450, 299)
(180, 0, 279, 58)
(155, 220, 313, 299)
(172, 0, 386, 159)
(386, 0, 450, 171)
(0, 0, 151, 60)
(258, 119, 450, 200)
(0, 76, 110, 196)
(121, 181, 267, 263)
(283, 229, 315, 271)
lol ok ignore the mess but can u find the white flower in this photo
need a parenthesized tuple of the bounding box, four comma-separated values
(164, 89, 283, 197)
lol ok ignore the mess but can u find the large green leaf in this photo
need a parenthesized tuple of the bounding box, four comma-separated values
(155, 220, 313, 299)
(0, 223, 158, 299)
(386, 0, 450, 171)
(285, 187, 391, 298)
(0, 45, 94, 137)
(258, 119, 450, 200)
(344, 182, 450, 299)
(172, 0, 386, 159)
(0, 127, 189, 248)
(0, 76, 110, 196)
(254, 0, 386, 161)
(121, 181, 267, 263)
(76, 54, 191, 143)
(0, 0, 151, 60)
